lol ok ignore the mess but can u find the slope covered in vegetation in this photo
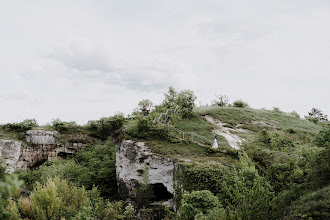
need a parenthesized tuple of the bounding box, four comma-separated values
(1, 87, 329, 219)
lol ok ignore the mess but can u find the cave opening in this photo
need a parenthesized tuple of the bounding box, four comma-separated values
(57, 152, 73, 159)
(151, 183, 173, 201)
(30, 159, 48, 170)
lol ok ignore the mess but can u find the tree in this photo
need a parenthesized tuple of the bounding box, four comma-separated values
(135, 167, 154, 209)
(176, 90, 197, 118)
(213, 95, 229, 107)
(137, 99, 153, 116)
(162, 87, 178, 109)
(305, 108, 329, 124)
(221, 153, 274, 220)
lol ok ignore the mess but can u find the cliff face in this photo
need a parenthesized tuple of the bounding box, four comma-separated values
(0, 130, 85, 172)
(0, 140, 21, 173)
(116, 140, 175, 205)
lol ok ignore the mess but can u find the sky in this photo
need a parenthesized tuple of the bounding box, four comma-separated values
(0, 0, 329, 125)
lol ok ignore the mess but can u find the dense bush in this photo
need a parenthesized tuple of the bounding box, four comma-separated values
(179, 190, 223, 220)
(87, 114, 125, 140)
(232, 100, 248, 108)
(19, 141, 118, 200)
(1, 119, 38, 133)
(220, 153, 274, 220)
(51, 119, 78, 134)
(174, 163, 227, 209)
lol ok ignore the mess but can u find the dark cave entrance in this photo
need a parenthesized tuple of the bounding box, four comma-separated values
(151, 183, 173, 201)
(31, 159, 48, 170)
(57, 152, 73, 159)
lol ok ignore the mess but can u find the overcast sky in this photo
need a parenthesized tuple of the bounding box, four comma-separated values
(0, 0, 329, 125)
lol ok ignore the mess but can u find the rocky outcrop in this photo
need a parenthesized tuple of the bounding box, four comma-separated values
(25, 130, 58, 144)
(17, 142, 84, 170)
(116, 140, 175, 205)
(0, 140, 22, 173)
(0, 130, 85, 172)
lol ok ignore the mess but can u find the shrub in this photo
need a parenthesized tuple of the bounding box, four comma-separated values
(29, 178, 88, 220)
(221, 153, 274, 220)
(134, 167, 154, 209)
(137, 99, 153, 116)
(232, 100, 248, 108)
(51, 119, 77, 134)
(1, 119, 38, 133)
(212, 95, 229, 107)
(87, 114, 125, 140)
(179, 190, 222, 220)
(176, 90, 197, 118)
(137, 116, 151, 133)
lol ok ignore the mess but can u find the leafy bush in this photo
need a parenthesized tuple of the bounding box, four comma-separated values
(176, 90, 197, 118)
(87, 114, 125, 140)
(51, 119, 77, 134)
(136, 99, 153, 116)
(174, 163, 227, 209)
(212, 95, 229, 107)
(232, 100, 248, 108)
(314, 124, 330, 148)
(179, 190, 222, 220)
(284, 185, 330, 220)
(220, 153, 274, 220)
(26, 178, 88, 220)
(305, 108, 329, 124)
(134, 168, 154, 209)
(1, 119, 38, 133)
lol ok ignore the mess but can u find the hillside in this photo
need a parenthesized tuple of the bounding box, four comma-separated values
(0, 94, 329, 219)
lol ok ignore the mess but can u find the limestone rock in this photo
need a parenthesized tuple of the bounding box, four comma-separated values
(0, 140, 22, 173)
(25, 130, 59, 144)
(116, 140, 175, 203)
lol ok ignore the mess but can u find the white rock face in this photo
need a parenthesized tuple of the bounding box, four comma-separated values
(0, 140, 22, 173)
(25, 130, 58, 144)
(116, 140, 175, 201)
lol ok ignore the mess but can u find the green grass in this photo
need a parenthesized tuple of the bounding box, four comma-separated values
(172, 116, 229, 145)
(145, 139, 236, 165)
(195, 106, 321, 141)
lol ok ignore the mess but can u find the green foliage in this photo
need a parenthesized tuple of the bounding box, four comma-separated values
(212, 95, 229, 107)
(174, 163, 228, 209)
(284, 185, 330, 220)
(26, 178, 88, 220)
(314, 124, 330, 148)
(137, 116, 152, 133)
(176, 90, 197, 118)
(1, 119, 38, 133)
(305, 108, 329, 124)
(0, 174, 23, 219)
(87, 114, 125, 140)
(179, 190, 223, 220)
(51, 118, 78, 134)
(162, 87, 178, 109)
(232, 100, 248, 108)
(19, 141, 118, 199)
(135, 167, 154, 209)
(137, 99, 153, 116)
(220, 153, 274, 220)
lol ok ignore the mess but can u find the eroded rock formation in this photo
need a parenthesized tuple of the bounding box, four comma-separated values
(0, 140, 22, 173)
(0, 130, 85, 172)
(116, 140, 175, 205)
